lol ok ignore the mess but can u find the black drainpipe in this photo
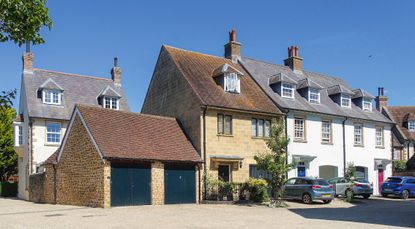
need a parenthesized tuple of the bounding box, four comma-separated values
(202, 106, 207, 201)
(342, 117, 348, 176)
(284, 111, 289, 178)
(53, 163, 57, 204)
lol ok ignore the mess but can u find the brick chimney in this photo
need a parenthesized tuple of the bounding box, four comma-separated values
(22, 43, 34, 70)
(284, 46, 303, 72)
(376, 87, 388, 111)
(111, 57, 121, 87)
(224, 29, 241, 63)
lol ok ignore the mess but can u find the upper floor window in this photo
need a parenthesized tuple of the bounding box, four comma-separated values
(46, 123, 61, 144)
(354, 123, 363, 146)
(375, 126, 384, 147)
(321, 120, 332, 143)
(224, 73, 240, 93)
(308, 88, 320, 103)
(408, 121, 415, 132)
(294, 118, 305, 141)
(341, 94, 351, 108)
(42, 89, 61, 105)
(281, 83, 294, 98)
(251, 118, 271, 138)
(103, 97, 119, 110)
(362, 98, 372, 111)
(218, 114, 232, 135)
(14, 125, 23, 146)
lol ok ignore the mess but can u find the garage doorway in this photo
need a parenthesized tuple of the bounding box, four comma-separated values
(319, 165, 338, 180)
(111, 165, 151, 206)
(164, 165, 196, 204)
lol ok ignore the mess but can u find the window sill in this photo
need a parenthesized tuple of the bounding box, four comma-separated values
(321, 141, 333, 145)
(376, 146, 385, 149)
(251, 136, 269, 140)
(293, 139, 307, 143)
(217, 134, 233, 138)
(44, 143, 61, 146)
(354, 144, 364, 148)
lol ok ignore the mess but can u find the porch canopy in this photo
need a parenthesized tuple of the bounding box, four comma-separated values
(210, 155, 244, 170)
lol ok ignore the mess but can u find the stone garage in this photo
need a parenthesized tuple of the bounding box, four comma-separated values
(31, 105, 201, 208)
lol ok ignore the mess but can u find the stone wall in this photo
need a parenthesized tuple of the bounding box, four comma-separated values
(29, 173, 45, 202)
(56, 115, 109, 208)
(151, 161, 164, 205)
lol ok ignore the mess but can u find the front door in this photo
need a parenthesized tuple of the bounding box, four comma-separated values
(297, 166, 306, 177)
(218, 165, 230, 182)
(378, 169, 384, 192)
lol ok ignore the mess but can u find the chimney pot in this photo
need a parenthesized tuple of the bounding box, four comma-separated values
(284, 45, 303, 72)
(111, 57, 121, 87)
(376, 86, 387, 111)
(224, 29, 241, 63)
(114, 57, 119, 67)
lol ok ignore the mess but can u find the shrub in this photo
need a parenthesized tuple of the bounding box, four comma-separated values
(245, 178, 269, 203)
(394, 160, 407, 172)
(204, 174, 236, 201)
(0, 182, 17, 197)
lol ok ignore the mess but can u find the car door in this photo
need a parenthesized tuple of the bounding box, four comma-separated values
(406, 179, 415, 196)
(294, 178, 307, 199)
(336, 178, 347, 195)
(283, 178, 296, 198)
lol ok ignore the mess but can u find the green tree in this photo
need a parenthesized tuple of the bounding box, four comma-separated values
(254, 118, 292, 207)
(0, 0, 52, 46)
(344, 162, 356, 182)
(0, 90, 17, 181)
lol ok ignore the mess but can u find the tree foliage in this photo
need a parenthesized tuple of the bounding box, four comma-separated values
(0, 90, 17, 181)
(344, 162, 356, 182)
(0, 0, 52, 46)
(254, 118, 292, 207)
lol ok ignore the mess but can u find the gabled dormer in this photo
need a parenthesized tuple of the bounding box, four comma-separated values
(327, 85, 354, 108)
(403, 113, 415, 132)
(268, 73, 297, 99)
(296, 78, 323, 104)
(38, 78, 64, 105)
(352, 89, 375, 112)
(213, 63, 243, 94)
(98, 85, 121, 110)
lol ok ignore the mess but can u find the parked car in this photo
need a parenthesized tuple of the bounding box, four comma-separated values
(328, 177, 373, 199)
(380, 176, 415, 199)
(283, 177, 334, 204)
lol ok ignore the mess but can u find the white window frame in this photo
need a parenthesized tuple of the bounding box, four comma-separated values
(103, 96, 119, 110)
(294, 117, 305, 141)
(408, 121, 415, 132)
(224, 73, 240, 93)
(375, 126, 384, 147)
(340, 94, 351, 108)
(281, 83, 294, 98)
(362, 98, 372, 111)
(308, 88, 320, 103)
(321, 120, 331, 143)
(354, 123, 363, 146)
(14, 124, 23, 147)
(46, 122, 61, 144)
(42, 89, 61, 105)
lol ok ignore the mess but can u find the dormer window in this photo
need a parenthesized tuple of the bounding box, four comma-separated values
(42, 89, 61, 105)
(408, 121, 415, 132)
(308, 88, 320, 103)
(281, 83, 295, 98)
(362, 98, 372, 112)
(341, 94, 351, 108)
(103, 97, 119, 110)
(224, 73, 240, 93)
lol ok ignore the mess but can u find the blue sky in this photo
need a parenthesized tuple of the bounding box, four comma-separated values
(1, 0, 414, 112)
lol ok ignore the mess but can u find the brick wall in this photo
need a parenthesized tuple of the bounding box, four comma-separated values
(56, 115, 109, 208)
(151, 161, 164, 205)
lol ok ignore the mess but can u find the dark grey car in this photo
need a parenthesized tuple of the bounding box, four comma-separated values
(283, 177, 335, 204)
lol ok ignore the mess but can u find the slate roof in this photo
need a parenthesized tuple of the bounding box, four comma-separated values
(241, 58, 392, 123)
(163, 46, 282, 115)
(23, 68, 129, 120)
(76, 105, 201, 162)
(386, 106, 415, 141)
(297, 78, 323, 90)
(268, 73, 297, 85)
(327, 85, 354, 96)
(352, 89, 375, 99)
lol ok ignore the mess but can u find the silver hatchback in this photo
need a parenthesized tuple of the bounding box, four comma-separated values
(328, 177, 373, 199)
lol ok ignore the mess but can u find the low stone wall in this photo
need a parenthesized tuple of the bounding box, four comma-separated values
(29, 173, 45, 203)
(394, 171, 415, 176)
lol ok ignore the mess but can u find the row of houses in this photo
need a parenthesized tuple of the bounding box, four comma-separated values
(13, 30, 415, 207)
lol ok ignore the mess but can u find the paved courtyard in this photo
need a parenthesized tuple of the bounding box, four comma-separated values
(0, 197, 414, 229)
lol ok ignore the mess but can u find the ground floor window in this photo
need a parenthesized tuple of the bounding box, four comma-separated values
(249, 165, 271, 180)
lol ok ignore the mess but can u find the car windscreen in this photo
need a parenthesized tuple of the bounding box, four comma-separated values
(355, 178, 369, 183)
(314, 179, 329, 186)
(385, 177, 402, 183)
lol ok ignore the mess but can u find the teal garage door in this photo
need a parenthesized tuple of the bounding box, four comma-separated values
(164, 165, 196, 204)
(111, 165, 151, 206)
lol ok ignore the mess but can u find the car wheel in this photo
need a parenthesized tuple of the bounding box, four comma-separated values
(362, 194, 370, 199)
(323, 200, 332, 204)
(302, 193, 312, 204)
(402, 190, 410, 200)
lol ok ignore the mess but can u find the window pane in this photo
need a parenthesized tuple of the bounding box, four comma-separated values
(341, 94, 351, 107)
(249, 165, 271, 180)
(46, 123, 61, 143)
(44, 91, 51, 103)
(225, 73, 239, 93)
(322, 121, 331, 142)
(258, 119, 264, 137)
(354, 124, 362, 145)
(251, 119, 257, 137)
(265, 120, 271, 138)
(104, 97, 111, 108)
(225, 115, 232, 135)
(18, 126, 23, 145)
(217, 114, 224, 134)
(408, 121, 415, 131)
(309, 88, 320, 103)
(111, 98, 118, 109)
(376, 127, 383, 146)
(282, 83, 294, 98)
(294, 118, 304, 140)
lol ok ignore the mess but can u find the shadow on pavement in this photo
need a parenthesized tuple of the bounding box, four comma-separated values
(289, 198, 415, 228)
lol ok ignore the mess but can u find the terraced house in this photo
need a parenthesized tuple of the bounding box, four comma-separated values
(13, 51, 129, 200)
(141, 32, 283, 195)
(241, 41, 394, 194)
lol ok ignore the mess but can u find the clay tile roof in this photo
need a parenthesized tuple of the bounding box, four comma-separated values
(387, 106, 415, 141)
(164, 46, 282, 115)
(77, 105, 201, 163)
